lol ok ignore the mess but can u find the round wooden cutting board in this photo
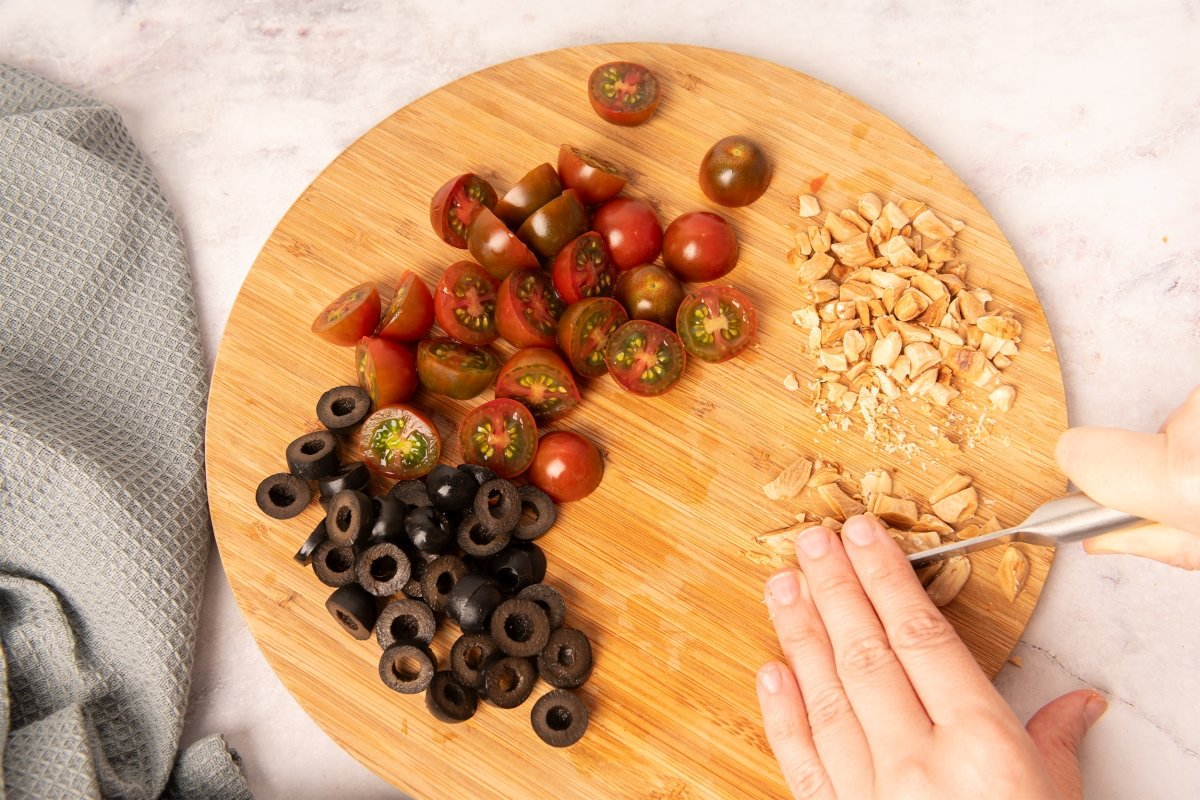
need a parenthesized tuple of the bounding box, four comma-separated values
(206, 43, 1067, 800)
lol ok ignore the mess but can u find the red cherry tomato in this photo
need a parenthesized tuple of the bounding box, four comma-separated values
(698, 136, 772, 207)
(551, 232, 617, 305)
(495, 347, 581, 420)
(613, 264, 684, 328)
(527, 431, 604, 503)
(430, 173, 498, 248)
(415, 337, 500, 399)
(556, 145, 627, 205)
(356, 336, 418, 407)
(558, 297, 629, 379)
(433, 260, 499, 346)
(605, 320, 686, 397)
(675, 285, 758, 363)
(662, 211, 740, 282)
(494, 163, 563, 231)
(591, 197, 662, 271)
(467, 207, 539, 280)
(495, 269, 566, 349)
(375, 271, 434, 342)
(458, 398, 538, 479)
(358, 404, 441, 479)
(311, 282, 381, 346)
(587, 61, 661, 127)
(516, 190, 589, 262)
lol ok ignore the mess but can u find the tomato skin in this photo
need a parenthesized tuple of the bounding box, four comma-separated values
(557, 297, 629, 379)
(311, 282, 381, 346)
(556, 145, 627, 205)
(494, 163, 563, 231)
(613, 264, 684, 328)
(676, 285, 758, 363)
(591, 197, 662, 271)
(356, 337, 418, 407)
(433, 260, 500, 346)
(662, 211, 740, 282)
(495, 347, 581, 420)
(358, 404, 441, 480)
(416, 337, 500, 399)
(698, 136, 772, 208)
(467, 207, 540, 280)
(551, 232, 617, 305)
(430, 173, 498, 248)
(458, 398, 538, 479)
(604, 320, 686, 397)
(588, 61, 661, 126)
(375, 271, 434, 342)
(516, 190, 589, 262)
(527, 431, 604, 503)
(495, 269, 566, 349)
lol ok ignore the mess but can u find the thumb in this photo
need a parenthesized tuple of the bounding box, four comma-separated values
(1025, 689, 1108, 800)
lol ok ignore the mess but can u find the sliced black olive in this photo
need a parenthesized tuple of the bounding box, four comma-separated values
(457, 463, 498, 486)
(450, 632, 500, 690)
(255, 473, 311, 519)
(318, 462, 370, 505)
(516, 583, 566, 630)
(447, 573, 503, 634)
(312, 540, 357, 587)
(325, 489, 374, 547)
(425, 464, 479, 513)
(285, 430, 339, 480)
(379, 642, 436, 695)
(490, 598, 550, 657)
(390, 479, 433, 508)
(355, 541, 411, 597)
(366, 495, 408, 544)
(514, 484, 557, 541)
(405, 506, 457, 554)
(325, 583, 378, 640)
(376, 597, 438, 649)
(294, 518, 327, 566)
(531, 689, 588, 747)
(474, 479, 521, 533)
(484, 542, 547, 595)
(425, 671, 478, 723)
(420, 554, 469, 614)
(317, 385, 371, 432)
(401, 546, 434, 599)
(482, 656, 537, 709)
(537, 626, 593, 689)
(457, 511, 511, 557)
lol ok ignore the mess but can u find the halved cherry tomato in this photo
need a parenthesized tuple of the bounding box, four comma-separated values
(605, 320, 686, 397)
(433, 260, 500, 346)
(551, 232, 617, 304)
(495, 269, 566, 349)
(495, 347, 581, 420)
(356, 336, 418, 407)
(676, 285, 758, 363)
(699, 136, 771, 207)
(311, 282, 381, 346)
(527, 431, 604, 503)
(588, 61, 661, 127)
(494, 163, 563, 230)
(375, 271, 434, 342)
(556, 145, 627, 205)
(614, 264, 683, 328)
(416, 337, 500, 399)
(430, 173, 498, 248)
(467, 207, 539, 280)
(458, 398, 538, 479)
(557, 297, 628, 379)
(591, 197, 662, 271)
(516, 189, 588, 262)
(662, 211, 740, 282)
(358, 404, 441, 479)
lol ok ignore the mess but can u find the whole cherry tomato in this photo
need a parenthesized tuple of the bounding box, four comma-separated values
(698, 135, 771, 207)
(527, 431, 604, 502)
(662, 211, 740, 282)
(591, 197, 662, 271)
(613, 264, 684, 328)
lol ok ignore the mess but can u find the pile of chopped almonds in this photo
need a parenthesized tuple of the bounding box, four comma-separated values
(784, 193, 1021, 455)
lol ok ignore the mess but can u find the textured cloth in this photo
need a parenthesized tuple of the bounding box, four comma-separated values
(0, 65, 251, 799)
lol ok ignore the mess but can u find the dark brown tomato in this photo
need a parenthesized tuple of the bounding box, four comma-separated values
(356, 336, 418, 407)
(556, 145, 627, 205)
(698, 135, 772, 207)
(433, 260, 499, 346)
(358, 404, 441, 480)
(662, 211, 740, 282)
(588, 61, 661, 126)
(430, 173, 498, 248)
(516, 190, 589, 262)
(494, 347, 581, 421)
(416, 337, 500, 399)
(493, 163, 563, 231)
(613, 264, 684, 328)
(590, 197, 662, 271)
(467, 207, 539, 280)
(675, 285, 758, 363)
(551, 232, 617, 305)
(604, 320, 686, 397)
(375, 271, 434, 342)
(557, 298, 628, 379)
(495, 269, 566, 349)
(311, 282, 381, 346)
(458, 398, 538, 479)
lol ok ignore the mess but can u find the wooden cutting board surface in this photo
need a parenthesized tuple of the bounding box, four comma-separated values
(206, 43, 1067, 800)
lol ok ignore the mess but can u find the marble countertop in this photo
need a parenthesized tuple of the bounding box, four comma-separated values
(4, 1, 1198, 797)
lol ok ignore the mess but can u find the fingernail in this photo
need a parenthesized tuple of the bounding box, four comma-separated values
(759, 663, 782, 694)
(1084, 693, 1108, 726)
(843, 516, 878, 546)
(797, 527, 829, 558)
(766, 570, 801, 606)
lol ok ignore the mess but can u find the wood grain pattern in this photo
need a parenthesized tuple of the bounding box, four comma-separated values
(206, 44, 1067, 800)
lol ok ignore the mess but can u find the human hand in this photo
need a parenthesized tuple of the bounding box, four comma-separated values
(1056, 385, 1200, 569)
(758, 515, 1106, 799)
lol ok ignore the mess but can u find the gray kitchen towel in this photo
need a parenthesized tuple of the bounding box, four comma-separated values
(0, 65, 252, 799)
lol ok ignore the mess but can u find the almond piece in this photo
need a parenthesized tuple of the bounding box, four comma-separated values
(797, 252, 836, 284)
(977, 315, 1022, 340)
(811, 279, 840, 303)
(989, 384, 1016, 412)
(858, 192, 883, 221)
(916, 560, 946, 587)
(831, 233, 876, 266)
(904, 342, 942, 377)
(897, 530, 942, 555)
(859, 469, 893, 499)
(818, 483, 867, 520)
(925, 556, 971, 607)
(931, 487, 979, 525)
(881, 235, 921, 267)
(955, 523, 982, 540)
(797, 194, 821, 217)
(763, 456, 815, 500)
(819, 348, 850, 372)
(913, 208, 955, 239)
(944, 345, 989, 382)
(869, 494, 920, 527)
(870, 331, 903, 368)
(825, 212, 863, 243)
(881, 201, 910, 229)
(899, 198, 928, 221)
(782, 372, 800, 391)
(840, 209, 870, 233)
(927, 382, 960, 407)
(843, 329, 867, 363)
(808, 464, 842, 488)
(998, 546, 1030, 602)
(910, 513, 954, 534)
(929, 474, 973, 505)
(958, 291, 985, 324)
(756, 522, 820, 555)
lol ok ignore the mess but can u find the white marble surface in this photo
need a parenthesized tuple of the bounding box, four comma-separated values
(4, 1, 1198, 797)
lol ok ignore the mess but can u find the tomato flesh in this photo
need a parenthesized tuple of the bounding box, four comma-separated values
(416, 337, 500, 399)
(496, 269, 566, 349)
(588, 61, 661, 126)
(676, 285, 758, 363)
(698, 136, 772, 208)
(458, 398, 538, 479)
(551, 232, 617, 305)
(613, 264, 684, 328)
(433, 260, 499, 346)
(516, 189, 588, 262)
(358, 404, 441, 479)
(662, 211, 740, 282)
(311, 282, 381, 346)
(356, 336, 418, 407)
(556, 145, 627, 205)
(558, 297, 628, 379)
(495, 347, 581, 420)
(467, 207, 539, 280)
(605, 320, 686, 397)
(375, 271, 434, 342)
(430, 173, 498, 248)
(494, 163, 563, 231)
(591, 197, 662, 271)
(527, 431, 604, 503)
